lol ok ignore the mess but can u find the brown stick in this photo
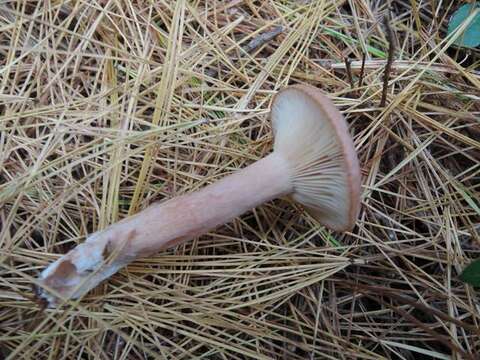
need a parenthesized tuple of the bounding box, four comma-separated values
(352, 286, 477, 359)
(344, 58, 355, 89)
(358, 52, 366, 88)
(243, 26, 284, 53)
(380, 14, 396, 107)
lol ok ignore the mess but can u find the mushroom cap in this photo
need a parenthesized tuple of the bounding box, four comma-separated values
(270, 84, 361, 231)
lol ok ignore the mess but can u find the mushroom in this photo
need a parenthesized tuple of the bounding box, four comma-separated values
(36, 84, 361, 307)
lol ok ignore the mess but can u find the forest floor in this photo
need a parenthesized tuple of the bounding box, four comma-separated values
(1, 1, 479, 359)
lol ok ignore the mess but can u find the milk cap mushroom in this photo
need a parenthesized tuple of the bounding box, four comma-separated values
(36, 84, 361, 307)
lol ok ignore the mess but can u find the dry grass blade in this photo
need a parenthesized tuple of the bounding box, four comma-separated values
(1, 0, 479, 359)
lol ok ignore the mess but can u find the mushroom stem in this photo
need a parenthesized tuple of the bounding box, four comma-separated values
(38, 153, 293, 305)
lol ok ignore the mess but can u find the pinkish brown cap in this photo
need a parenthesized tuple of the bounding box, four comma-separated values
(270, 84, 361, 231)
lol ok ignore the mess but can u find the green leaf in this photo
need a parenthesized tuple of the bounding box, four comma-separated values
(460, 259, 480, 287)
(447, 3, 480, 48)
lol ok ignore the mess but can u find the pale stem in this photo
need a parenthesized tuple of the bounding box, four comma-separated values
(38, 153, 293, 305)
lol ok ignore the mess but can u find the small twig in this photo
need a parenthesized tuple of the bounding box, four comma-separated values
(359, 291, 476, 360)
(380, 14, 396, 107)
(358, 52, 366, 88)
(344, 58, 355, 89)
(243, 26, 284, 53)
(340, 281, 480, 335)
